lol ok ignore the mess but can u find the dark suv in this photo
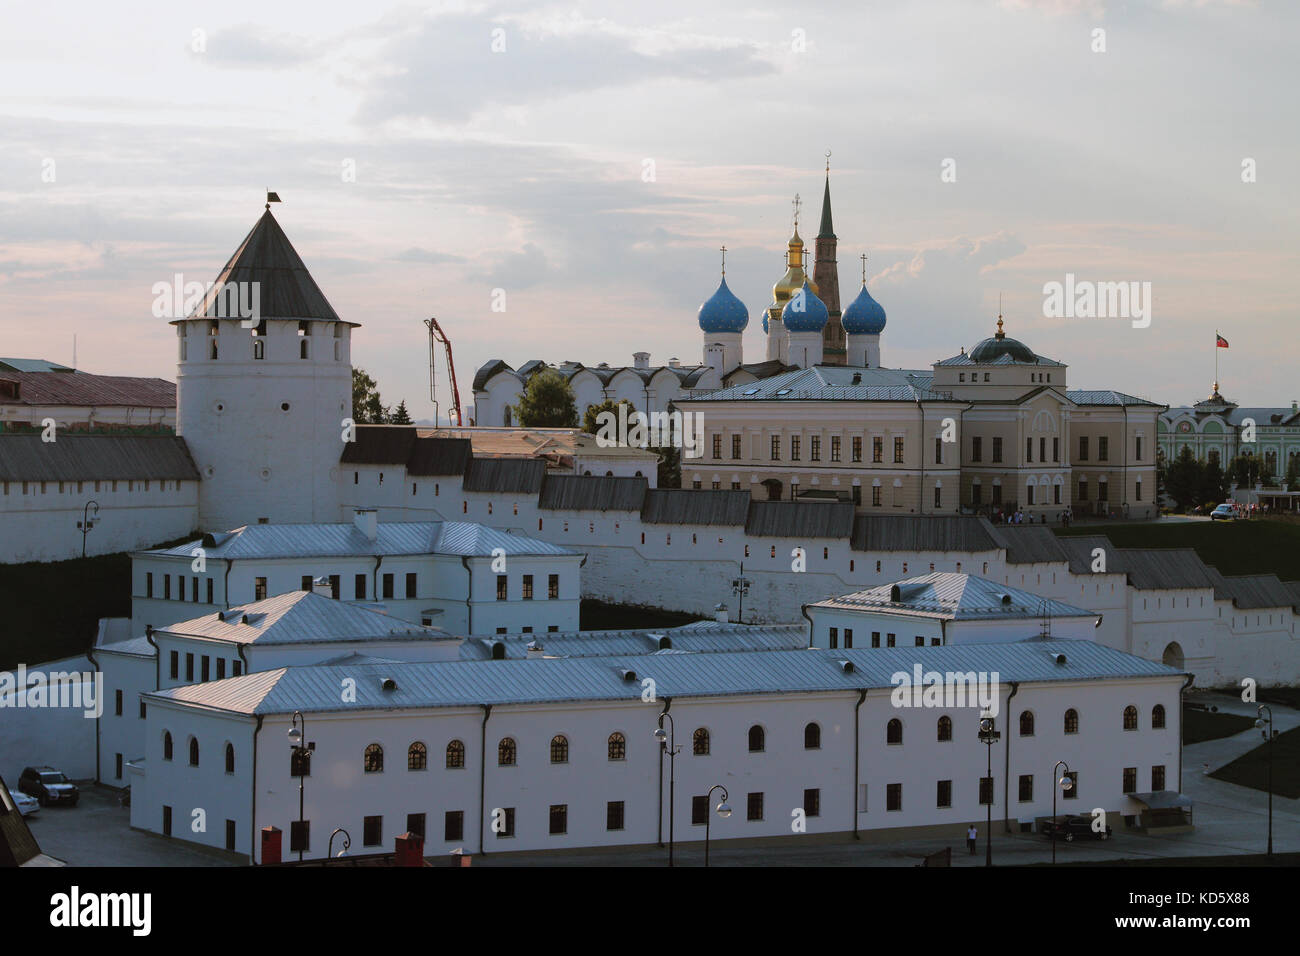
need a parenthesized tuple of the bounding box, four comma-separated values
(1043, 814, 1111, 842)
(18, 766, 79, 807)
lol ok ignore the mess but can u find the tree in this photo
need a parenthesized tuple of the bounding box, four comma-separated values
(390, 400, 413, 425)
(582, 398, 635, 436)
(1163, 446, 1203, 512)
(1286, 454, 1300, 492)
(513, 368, 578, 428)
(653, 443, 681, 489)
(352, 367, 390, 424)
(1229, 453, 1260, 490)
(1200, 456, 1230, 505)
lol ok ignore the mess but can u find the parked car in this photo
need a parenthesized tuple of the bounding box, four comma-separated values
(1210, 504, 1236, 521)
(6, 789, 39, 817)
(18, 766, 79, 806)
(1043, 814, 1111, 842)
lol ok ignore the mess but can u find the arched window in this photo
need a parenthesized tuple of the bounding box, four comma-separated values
(498, 737, 517, 767)
(692, 728, 710, 756)
(886, 718, 903, 745)
(748, 725, 765, 753)
(163, 731, 173, 761)
(364, 743, 384, 773)
(1064, 709, 1079, 734)
(936, 716, 952, 742)
(188, 737, 199, 767)
(550, 735, 569, 764)
(1123, 705, 1138, 731)
(804, 722, 821, 750)
(446, 740, 465, 769)
(1151, 704, 1166, 729)
(1019, 711, 1035, 737)
(608, 732, 626, 761)
(407, 742, 427, 771)
(224, 742, 235, 773)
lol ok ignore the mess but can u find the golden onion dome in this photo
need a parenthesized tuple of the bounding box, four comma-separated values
(771, 226, 818, 303)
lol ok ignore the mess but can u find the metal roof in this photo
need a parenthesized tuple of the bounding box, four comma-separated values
(1058, 535, 1117, 576)
(991, 525, 1070, 564)
(0, 435, 199, 481)
(539, 474, 648, 512)
(472, 359, 514, 393)
(156, 591, 451, 646)
(145, 640, 1184, 717)
(1114, 548, 1218, 591)
(680, 366, 956, 403)
(640, 488, 749, 526)
(189, 209, 347, 324)
(0, 371, 175, 408)
(432, 522, 577, 557)
(458, 622, 808, 660)
(745, 500, 856, 538)
(1066, 389, 1164, 408)
(809, 572, 1097, 621)
(339, 428, 471, 476)
(851, 514, 1002, 553)
(96, 635, 156, 658)
(0, 358, 74, 373)
(463, 456, 547, 493)
(1202, 567, 1298, 609)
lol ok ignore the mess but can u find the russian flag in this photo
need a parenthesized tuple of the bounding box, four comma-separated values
(1216, 333, 1229, 348)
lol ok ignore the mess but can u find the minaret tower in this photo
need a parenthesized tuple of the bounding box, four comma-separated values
(813, 152, 845, 365)
(174, 197, 356, 530)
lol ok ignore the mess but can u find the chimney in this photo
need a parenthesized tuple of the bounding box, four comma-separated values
(633, 351, 650, 370)
(668, 357, 681, 369)
(353, 508, 378, 541)
(526, 640, 546, 659)
(714, 603, 730, 623)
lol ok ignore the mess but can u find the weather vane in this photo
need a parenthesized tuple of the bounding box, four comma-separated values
(825, 149, 832, 173)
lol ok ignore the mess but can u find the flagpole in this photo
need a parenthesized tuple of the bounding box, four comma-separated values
(1215, 329, 1218, 390)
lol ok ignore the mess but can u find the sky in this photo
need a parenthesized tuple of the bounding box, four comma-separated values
(0, 0, 1295, 418)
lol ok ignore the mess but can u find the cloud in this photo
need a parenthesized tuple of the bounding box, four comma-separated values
(197, 25, 332, 68)
(392, 247, 466, 264)
(473, 241, 548, 289)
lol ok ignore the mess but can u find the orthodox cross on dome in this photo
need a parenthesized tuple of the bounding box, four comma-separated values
(720, 244, 727, 277)
(996, 293, 1005, 338)
(860, 253, 868, 286)
(791, 194, 802, 230)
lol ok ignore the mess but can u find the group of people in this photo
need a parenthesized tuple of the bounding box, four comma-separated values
(989, 509, 1063, 526)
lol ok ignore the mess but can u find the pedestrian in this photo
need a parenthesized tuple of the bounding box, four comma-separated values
(967, 824, 977, 855)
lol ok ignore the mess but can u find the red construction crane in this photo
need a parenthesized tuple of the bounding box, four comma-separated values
(424, 317, 464, 426)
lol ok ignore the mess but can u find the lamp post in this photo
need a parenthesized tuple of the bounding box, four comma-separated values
(77, 500, 99, 558)
(731, 565, 751, 624)
(704, 784, 731, 867)
(977, 714, 1000, 867)
(328, 827, 351, 859)
(1255, 705, 1273, 856)
(653, 713, 681, 866)
(1052, 759, 1073, 865)
(287, 711, 314, 862)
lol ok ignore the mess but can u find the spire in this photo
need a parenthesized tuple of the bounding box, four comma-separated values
(818, 152, 835, 239)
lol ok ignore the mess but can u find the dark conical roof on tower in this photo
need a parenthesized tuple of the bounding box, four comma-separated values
(194, 208, 343, 322)
(818, 173, 835, 239)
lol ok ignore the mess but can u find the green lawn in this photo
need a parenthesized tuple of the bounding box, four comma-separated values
(580, 599, 699, 631)
(1055, 519, 1300, 581)
(1183, 706, 1257, 744)
(1210, 724, 1300, 799)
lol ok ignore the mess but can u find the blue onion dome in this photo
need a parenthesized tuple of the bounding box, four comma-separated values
(781, 280, 829, 332)
(842, 283, 887, 335)
(697, 277, 749, 333)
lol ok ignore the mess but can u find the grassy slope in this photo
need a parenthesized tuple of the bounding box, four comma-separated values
(1210, 724, 1300, 799)
(1055, 520, 1300, 582)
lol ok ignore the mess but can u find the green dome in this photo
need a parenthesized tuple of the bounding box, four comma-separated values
(969, 332, 1037, 363)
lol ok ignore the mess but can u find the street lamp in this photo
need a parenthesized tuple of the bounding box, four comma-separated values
(977, 714, 1000, 867)
(654, 713, 681, 867)
(77, 500, 100, 558)
(328, 827, 351, 859)
(731, 564, 751, 624)
(1255, 705, 1274, 856)
(1052, 759, 1073, 865)
(705, 784, 731, 867)
(288, 711, 314, 862)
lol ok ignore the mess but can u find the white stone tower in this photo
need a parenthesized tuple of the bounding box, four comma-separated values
(173, 205, 356, 530)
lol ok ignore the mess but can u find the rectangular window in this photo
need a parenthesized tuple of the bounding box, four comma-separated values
(1135, 479, 1143, 501)
(1053, 436, 1060, 462)
(810, 436, 821, 461)
(844, 628, 853, 649)
(1151, 765, 1165, 790)
(522, 575, 534, 600)
(915, 636, 924, 647)
(1123, 767, 1137, 794)
(747, 792, 764, 821)
(871, 485, 881, 507)
(549, 804, 568, 835)
(804, 788, 820, 818)
(139, 701, 146, 719)
(1079, 436, 1089, 461)
(146, 572, 154, 598)
(217, 658, 226, 680)
(934, 486, 942, 509)
(226, 819, 237, 851)
(354, 574, 366, 600)
(328, 575, 339, 600)
(206, 578, 214, 604)
(115, 753, 123, 778)
(971, 436, 982, 462)
(163, 805, 172, 837)
(1099, 436, 1109, 461)
(164, 575, 171, 600)
(496, 807, 516, 838)
(200, 656, 210, 682)
(1098, 480, 1108, 502)
(712, 434, 722, 460)
(114, 690, 123, 716)
(854, 436, 865, 462)
(1026, 437, 1033, 462)
(979, 776, 993, 806)
(185, 653, 194, 682)
(971, 483, 982, 505)
(732, 434, 742, 459)
(406, 813, 426, 839)
(363, 815, 382, 847)
(496, 575, 508, 600)
(606, 801, 625, 831)
(1019, 774, 1033, 802)
(992, 437, 1003, 463)
(232, 660, 242, 676)
(886, 784, 902, 812)
(254, 577, 267, 601)
(877, 437, 887, 463)
(831, 436, 842, 462)
(991, 483, 1002, 505)
(936, 780, 952, 808)
(169, 651, 178, 679)
(1078, 478, 1088, 501)
(871, 632, 880, 648)
(1135, 436, 1143, 461)
(290, 820, 310, 852)
(790, 436, 800, 460)
(405, 572, 417, 598)
(828, 626, 838, 649)
(1027, 484, 1036, 506)
(886, 633, 896, 648)
(445, 811, 464, 841)
(301, 575, 313, 592)
(1040, 436, 1046, 462)
(382, 573, 394, 599)
(935, 437, 943, 465)
(770, 435, 780, 461)
(1054, 483, 1062, 504)
(548, 574, 559, 599)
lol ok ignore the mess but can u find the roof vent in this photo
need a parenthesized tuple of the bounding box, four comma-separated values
(381, 677, 398, 691)
(241, 614, 251, 624)
(851, 373, 862, 385)
(1000, 593, 1013, 605)
(658, 636, 673, 650)
(838, 660, 855, 673)
(620, 668, 638, 682)
(216, 611, 225, 622)
(1053, 653, 1067, 666)
(890, 584, 902, 602)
